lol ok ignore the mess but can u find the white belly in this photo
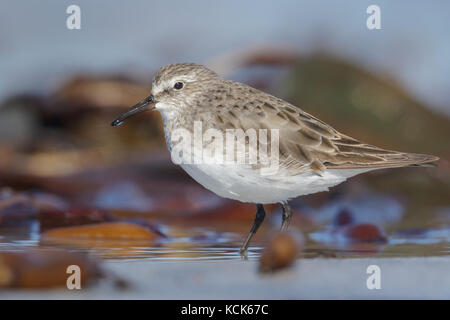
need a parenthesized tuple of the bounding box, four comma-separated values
(180, 162, 371, 204)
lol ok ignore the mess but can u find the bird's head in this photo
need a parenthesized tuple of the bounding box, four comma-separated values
(111, 63, 219, 126)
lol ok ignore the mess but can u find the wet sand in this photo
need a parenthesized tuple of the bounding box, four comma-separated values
(2, 256, 449, 299)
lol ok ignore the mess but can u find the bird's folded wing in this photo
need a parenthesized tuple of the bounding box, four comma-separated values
(207, 82, 439, 175)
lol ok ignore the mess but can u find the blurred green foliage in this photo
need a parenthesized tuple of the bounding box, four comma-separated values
(284, 55, 450, 157)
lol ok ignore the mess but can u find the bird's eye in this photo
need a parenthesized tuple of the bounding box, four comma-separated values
(174, 82, 184, 90)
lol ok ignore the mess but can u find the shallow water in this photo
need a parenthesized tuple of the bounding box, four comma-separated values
(0, 216, 448, 263)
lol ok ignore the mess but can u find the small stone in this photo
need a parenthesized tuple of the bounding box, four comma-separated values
(39, 206, 115, 230)
(333, 208, 354, 226)
(259, 232, 302, 273)
(343, 223, 387, 243)
(42, 221, 161, 240)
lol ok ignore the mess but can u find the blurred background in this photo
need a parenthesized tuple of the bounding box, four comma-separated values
(0, 0, 449, 290)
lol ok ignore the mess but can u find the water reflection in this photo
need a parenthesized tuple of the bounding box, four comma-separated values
(0, 220, 448, 262)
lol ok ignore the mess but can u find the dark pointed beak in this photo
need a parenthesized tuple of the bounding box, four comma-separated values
(111, 94, 156, 127)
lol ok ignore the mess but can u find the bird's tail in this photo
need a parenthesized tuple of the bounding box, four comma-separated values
(381, 152, 439, 168)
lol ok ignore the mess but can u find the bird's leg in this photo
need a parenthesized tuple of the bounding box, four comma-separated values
(280, 202, 292, 231)
(240, 204, 266, 254)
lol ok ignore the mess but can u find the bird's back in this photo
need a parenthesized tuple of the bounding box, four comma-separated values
(192, 80, 439, 176)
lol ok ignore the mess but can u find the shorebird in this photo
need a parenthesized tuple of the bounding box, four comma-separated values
(111, 63, 438, 253)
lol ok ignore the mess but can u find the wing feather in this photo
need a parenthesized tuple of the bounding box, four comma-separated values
(203, 81, 439, 175)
